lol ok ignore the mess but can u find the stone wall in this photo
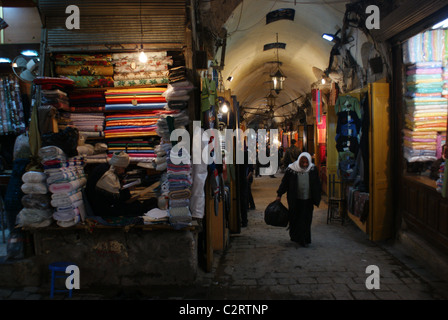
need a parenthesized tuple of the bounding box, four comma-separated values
(2, 228, 199, 288)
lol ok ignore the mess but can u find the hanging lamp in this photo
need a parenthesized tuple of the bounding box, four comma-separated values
(266, 91, 276, 108)
(271, 33, 286, 94)
(138, 0, 147, 63)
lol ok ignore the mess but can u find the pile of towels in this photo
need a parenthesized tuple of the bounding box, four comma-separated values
(404, 61, 448, 162)
(39, 145, 87, 227)
(17, 171, 53, 228)
(53, 54, 114, 88)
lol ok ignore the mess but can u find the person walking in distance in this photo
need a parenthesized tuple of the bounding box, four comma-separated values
(281, 139, 301, 169)
(275, 152, 321, 247)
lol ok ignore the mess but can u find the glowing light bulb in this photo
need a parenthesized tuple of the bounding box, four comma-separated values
(139, 51, 148, 63)
(221, 104, 229, 113)
(321, 78, 326, 84)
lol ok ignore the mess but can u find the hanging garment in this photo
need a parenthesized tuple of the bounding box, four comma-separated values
(335, 110, 361, 140)
(334, 95, 362, 119)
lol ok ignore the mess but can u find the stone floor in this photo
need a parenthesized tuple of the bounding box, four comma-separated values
(1, 174, 448, 303)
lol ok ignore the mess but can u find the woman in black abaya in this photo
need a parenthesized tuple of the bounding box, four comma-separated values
(276, 152, 321, 247)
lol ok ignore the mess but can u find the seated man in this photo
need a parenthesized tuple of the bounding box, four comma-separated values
(85, 151, 156, 217)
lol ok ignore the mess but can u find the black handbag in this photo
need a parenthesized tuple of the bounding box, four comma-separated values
(264, 200, 289, 227)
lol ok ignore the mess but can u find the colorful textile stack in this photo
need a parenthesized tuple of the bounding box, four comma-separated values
(106, 139, 158, 163)
(112, 52, 171, 87)
(53, 54, 114, 88)
(154, 111, 192, 226)
(68, 90, 106, 113)
(404, 61, 447, 162)
(403, 29, 446, 65)
(443, 65, 448, 98)
(34, 77, 76, 134)
(166, 144, 192, 227)
(104, 87, 167, 111)
(0, 76, 26, 135)
(17, 171, 53, 228)
(103, 87, 170, 139)
(58, 112, 105, 139)
(39, 145, 87, 227)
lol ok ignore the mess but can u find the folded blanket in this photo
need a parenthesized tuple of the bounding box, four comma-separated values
(39, 146, 66, 161)
(49, 177, 87, 194)
(50, 191, 83, 208)
(17, 207, 54, 226)
(22, 171, 47, 183)
(21, 182, 48, 194)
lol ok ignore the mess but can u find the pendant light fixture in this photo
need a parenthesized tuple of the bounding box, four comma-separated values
(266, 91, 276, 108)
(271, 33, 286, 94)
(138, 0, 147, 63)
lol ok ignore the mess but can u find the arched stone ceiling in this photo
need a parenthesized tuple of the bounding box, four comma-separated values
(214, 0, 349, 123)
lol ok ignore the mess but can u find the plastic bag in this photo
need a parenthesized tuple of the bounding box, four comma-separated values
(13, 133, 31, 160)
(6, 229, 25, 260)
(41, 126, 79, 157)
(264, 201, 289, 227)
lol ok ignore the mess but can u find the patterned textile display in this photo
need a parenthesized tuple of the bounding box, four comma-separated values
(54, 54, 114, 88)
(0, 76, 26, 135)
(404, 61, 447, 162)
(112, 52, 172, 87)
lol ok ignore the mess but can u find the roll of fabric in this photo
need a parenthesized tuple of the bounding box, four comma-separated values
(56, 65, 114, 76)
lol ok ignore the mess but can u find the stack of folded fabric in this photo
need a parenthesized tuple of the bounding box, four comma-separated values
(143, 207, 169, 225)
(58, 112, 105, 139)
(403, 61, 448, 162)
(112, 52, 172, 87)
(443, 65, 448, 98)
(34, 77, 75, 134)
(107, 138, 158, 163)
(153, 141, 171, 171)
(155, 112, 192, 226)
(155, 110, 190, 141)
(104, 87, 167, 111)
(163, 81, 194, 111)
(77, 142, 108, 164)
(168, 66, 187, 84)
(17, 171, 53, 228)
(53, 54, 114, 88)
(103, 87, 172, 139)
(39, 145, 87, 228)
(166, 147, 192, 227)
(67, 90, 106, 113)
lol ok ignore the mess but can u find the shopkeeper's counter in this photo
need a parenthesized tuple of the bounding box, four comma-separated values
(20, 221, 201, 288)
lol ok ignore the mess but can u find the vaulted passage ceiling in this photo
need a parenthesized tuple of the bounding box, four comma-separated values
(202, 0, 349, 125)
